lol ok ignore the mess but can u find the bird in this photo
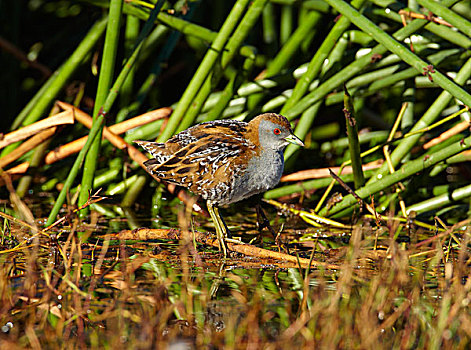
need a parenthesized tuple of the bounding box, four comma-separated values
(135, 113, 304, 257)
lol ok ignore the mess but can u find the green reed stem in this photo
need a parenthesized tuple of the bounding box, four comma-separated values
(323, 32, 348, 73)
(268, 10, 322, 79)
(371, 49, 463, 90)
(285, 12, 358, 162)
(121, 175, 147, 207)
(262, 2, 277, 56)
(78, 0, 124, 217)
(284, 102, 321, 160)
(283, 0, 458, 120)
(280, 5, 293, 45)
(314, 106, 466, 214)
(83, 1, 163, 208)
(347, 29, 373, 46)
(180, 0, 267, 131)
(70, 167, 122, 194)
(401, 84, 415, 132)
(221, 1, 267, 70)
(89, 0, 215, 44)
(271, 0, 330, 12)
(94, 168, 122, 190)
(321, 131, 389, 153)
(45, 116, 105, 226)
(157, 0, 250, 142)
(106, 175, 139, 196)
(133, 28, 177, 106)
(407, 183, 471, 214)
(373, 5, 471, 50)
(118, 13, 140, 119)
(16, 140, 52, 198)
(124, 119, 165, 143)
(416, 0, 471, 37)
(344, 88, 364, 189)
(248, 8, 322, 111)
(368, 56, 471, 184)
(10, 79, 54, 133)
(101, 3, 163, 114)
(281, 0, 367, 115)
(263, 45, 467, 117)
(264, 170, 376, 199)
(324, 0, 471, 106)
(10, 17, 108, 130)
(319, 132, 471, 217)
(132, 3, 198, 114)
(205, 52, 256, 121)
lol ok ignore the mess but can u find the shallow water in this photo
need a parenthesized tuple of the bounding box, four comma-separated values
(1, 195, 467, 347)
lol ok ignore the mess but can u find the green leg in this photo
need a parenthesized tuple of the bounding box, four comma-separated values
(207, 201, 229, 258)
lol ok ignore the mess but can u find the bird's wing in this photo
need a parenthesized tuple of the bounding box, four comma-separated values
(141, 121, 257, 191)
(134, 141, 171, 164)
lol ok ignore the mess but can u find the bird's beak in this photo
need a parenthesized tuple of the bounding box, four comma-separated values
(284, 133, 304, 147)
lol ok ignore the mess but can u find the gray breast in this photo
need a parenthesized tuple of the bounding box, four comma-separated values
(221, 149, 284, 205)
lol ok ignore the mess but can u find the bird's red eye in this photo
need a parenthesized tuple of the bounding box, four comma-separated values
(273, 128, 281, 135)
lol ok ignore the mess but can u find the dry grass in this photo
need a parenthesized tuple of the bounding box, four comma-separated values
(1, 208, 471, 349)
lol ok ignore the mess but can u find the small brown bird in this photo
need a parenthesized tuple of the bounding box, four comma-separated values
(136, 113, 304, 256)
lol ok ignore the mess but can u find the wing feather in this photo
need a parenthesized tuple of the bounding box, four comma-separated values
(138, 120, 257, 198)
